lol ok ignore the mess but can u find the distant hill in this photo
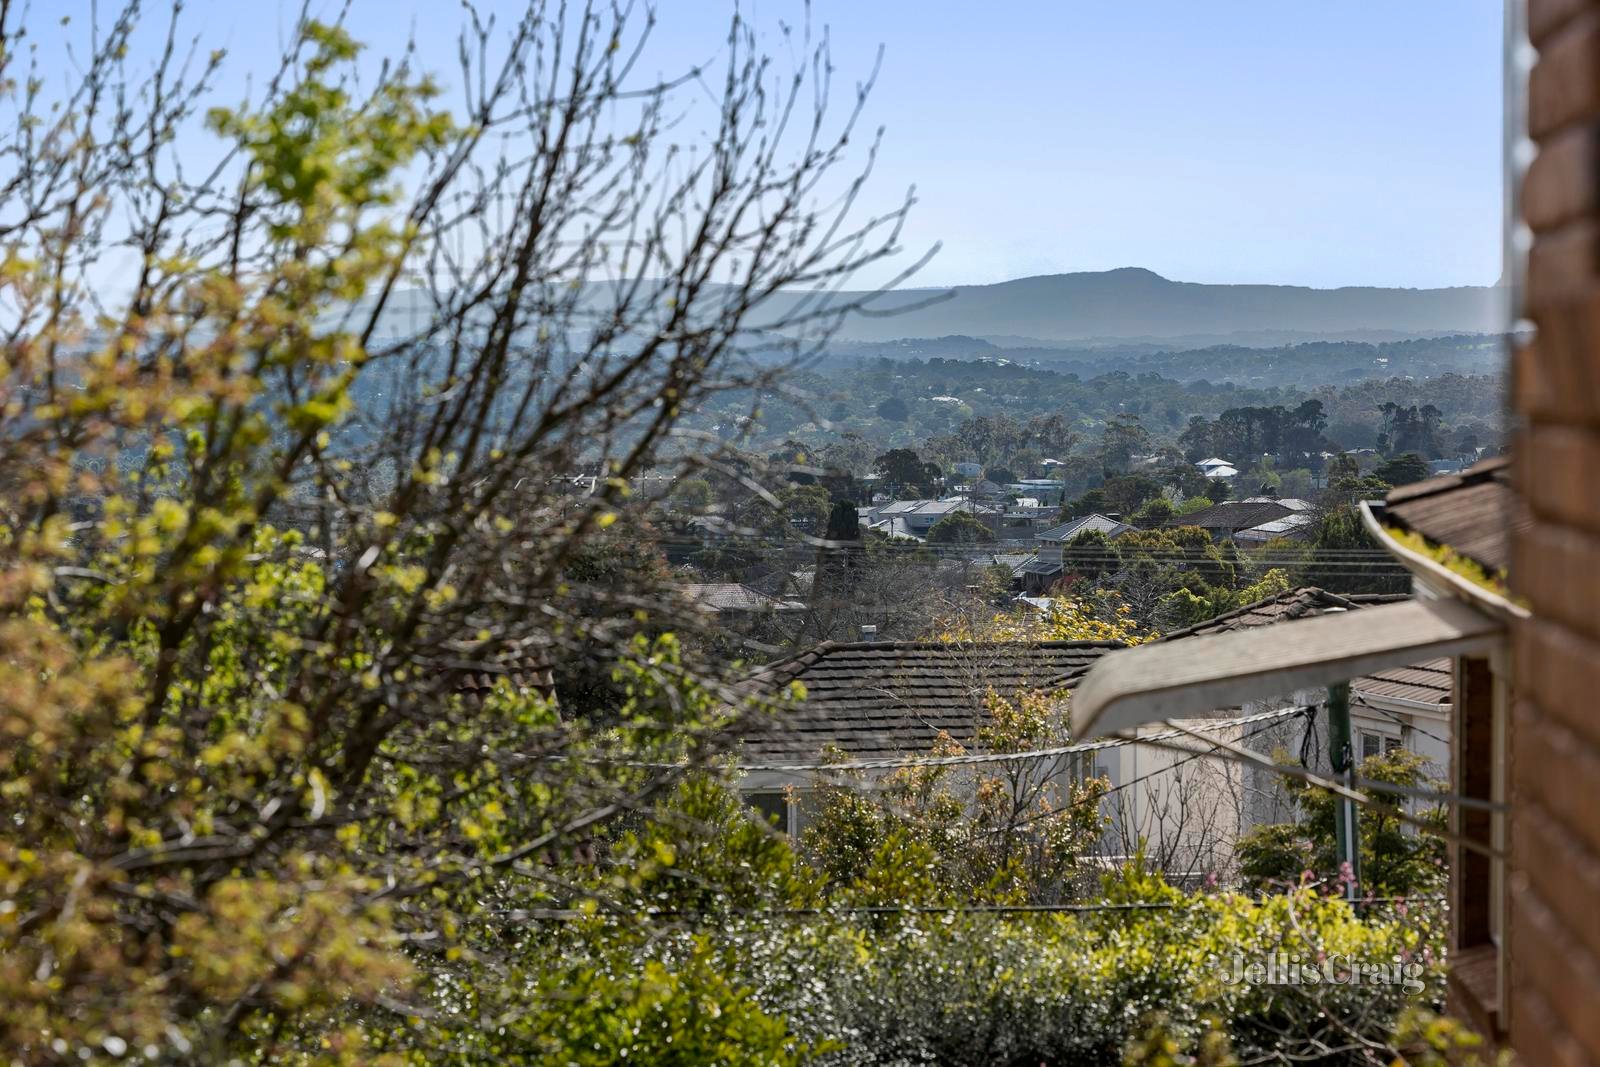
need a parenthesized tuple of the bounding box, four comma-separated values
(820, 333, 1506, 389)
(354, 267, 1505, 348)
(769, 267, 1504, 344)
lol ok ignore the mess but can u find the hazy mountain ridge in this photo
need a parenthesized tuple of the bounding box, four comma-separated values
(356, 267, 1504, 348)
(797, 266, 1504, 343)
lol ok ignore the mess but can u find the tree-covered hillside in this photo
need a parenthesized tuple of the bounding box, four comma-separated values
(705, 353, 1504, 466)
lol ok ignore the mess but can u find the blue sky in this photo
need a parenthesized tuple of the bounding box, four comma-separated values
(100, 0, 1505, 290)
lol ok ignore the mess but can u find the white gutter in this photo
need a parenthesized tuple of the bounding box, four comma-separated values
(1353, 690, 1452, 717)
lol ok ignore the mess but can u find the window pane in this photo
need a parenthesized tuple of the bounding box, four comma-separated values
(747, 792, 788, 832)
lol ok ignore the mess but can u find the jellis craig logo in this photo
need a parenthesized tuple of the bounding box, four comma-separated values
(1217, 952, 1427, 996)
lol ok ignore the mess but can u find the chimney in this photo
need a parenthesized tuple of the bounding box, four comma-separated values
(860, 624, 878, 641)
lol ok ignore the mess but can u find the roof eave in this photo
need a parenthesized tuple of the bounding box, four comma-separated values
(1070, 598, 1504, 738)
(1358, 500, 1528, 623)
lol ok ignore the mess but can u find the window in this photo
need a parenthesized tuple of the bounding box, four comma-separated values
(1358, 731, 1402, 762)
(747, 792, 791, 834)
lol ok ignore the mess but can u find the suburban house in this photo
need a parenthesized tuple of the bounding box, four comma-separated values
(1128, 587, 1453, 775)
(1022, 512, 1136, 593)
(1196, 457, 1239, 481)
(985, 551, 1037, 590)
(1055, 13, 1600, 1049)
(1054, 587, 1452, 880)
(1069, 457, 1526, 1046)
(733, 585, 1451, 885)
(1170, 497, 1317, 543)
(734, 640, 1120, 834)
(999, 502, 1061, 540)
(858, 498, 1003, 540)
(1004, 478, 1069, 508)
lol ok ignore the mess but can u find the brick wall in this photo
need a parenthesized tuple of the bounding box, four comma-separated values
(1512, 3, 1600, 1063)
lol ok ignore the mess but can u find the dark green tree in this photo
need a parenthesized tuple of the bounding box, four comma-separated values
(1376, 452, 1431, 488)
(1101, 474, 1162, 517)
(926, 510, 995, 544)
(874, 447, 937, 496)
(1099, 414, 1152, 473)
(1062, 487, 1111, 520)
(1238, 750, 1444, 896)
(1297, 505, 1408, 594)
(876, 395, 910, 421)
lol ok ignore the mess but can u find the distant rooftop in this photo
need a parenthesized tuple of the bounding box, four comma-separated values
(1172, 499, 1313, 533)
(1037, 513, 1136, 542)
(683, 583, 806, 613)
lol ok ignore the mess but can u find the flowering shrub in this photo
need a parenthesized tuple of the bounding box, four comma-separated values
(441, 780, 1449, 1066)
(494, 885, 1444, 1066)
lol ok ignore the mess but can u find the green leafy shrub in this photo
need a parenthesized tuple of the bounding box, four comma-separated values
(1237, 749, 1445, 897)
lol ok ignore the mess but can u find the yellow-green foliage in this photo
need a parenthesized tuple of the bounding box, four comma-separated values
(0, 17, 797, 1062)
(799, 690, 1110, 905)
(1384, 526, 1510, 598)
(934, 594, 1155, 644)
(435, 778, 1445, 1065)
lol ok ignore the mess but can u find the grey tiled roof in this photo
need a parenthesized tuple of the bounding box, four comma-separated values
(1170, 500, 1299, 532)
(1037, 513, 1136, 542)
(1383, 456, 1516, 573)
(741, 640, 1124, 761)
(683, 583, 805, 612)
(988, 552, 1035, 576)
(1153, 588, 1408, 641)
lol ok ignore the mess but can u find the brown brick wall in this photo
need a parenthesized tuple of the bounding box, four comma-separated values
(1514, 3, 1600, 1062)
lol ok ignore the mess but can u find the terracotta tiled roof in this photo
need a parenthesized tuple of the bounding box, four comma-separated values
(1383, 456, 1518, 573)
(741, 640, 1124, 761)
(452, 650, 558, 702)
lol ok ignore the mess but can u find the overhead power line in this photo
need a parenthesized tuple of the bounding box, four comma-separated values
(571, 704, 1311, 775)
(501, 896, 1443, 922)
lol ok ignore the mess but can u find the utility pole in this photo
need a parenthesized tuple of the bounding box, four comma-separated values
(1326, 681, 1361, 902)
